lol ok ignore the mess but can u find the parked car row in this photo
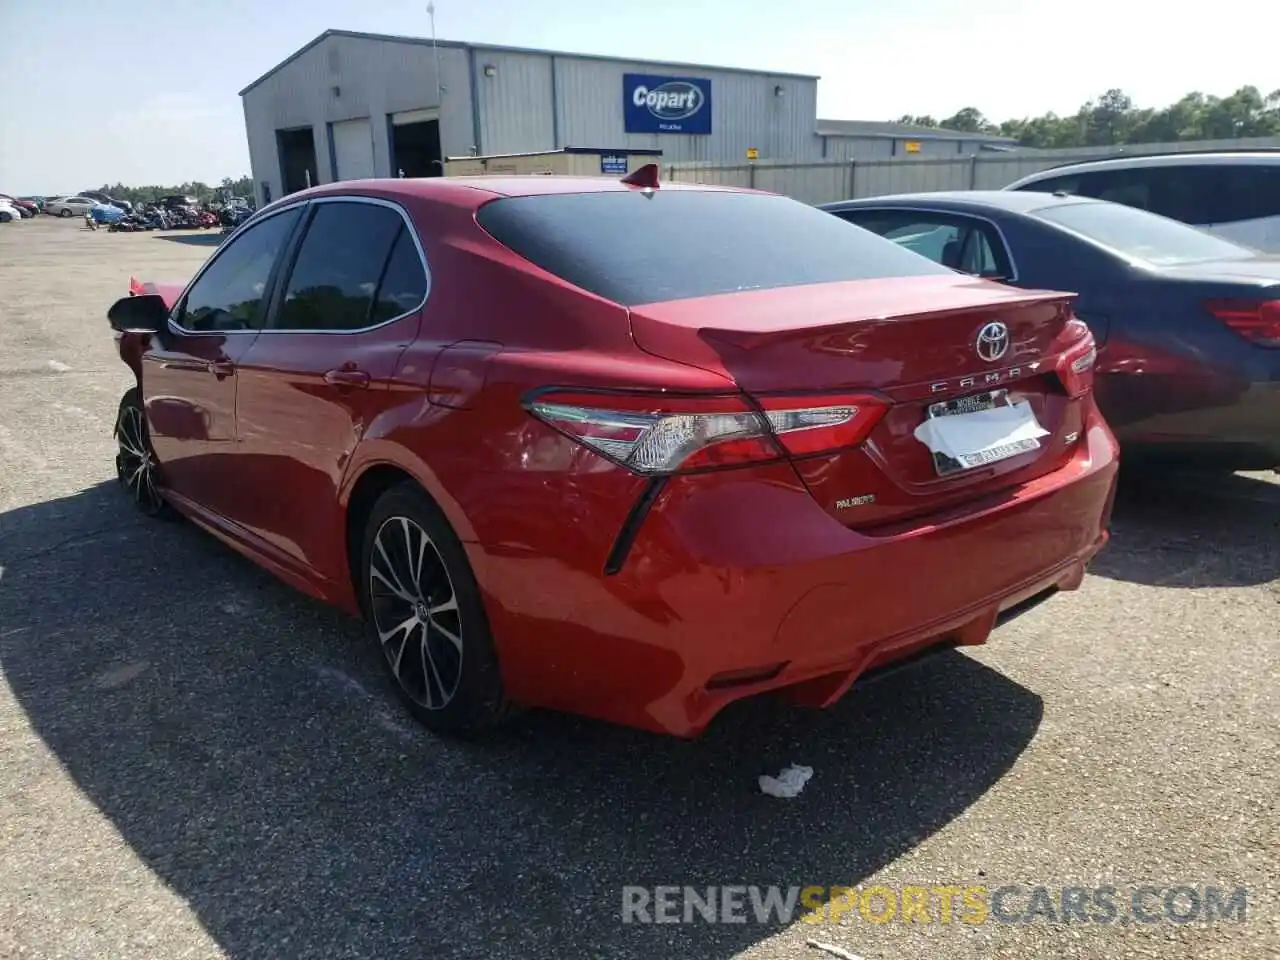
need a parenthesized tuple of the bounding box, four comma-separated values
(3, 190, 257, 232)
(89, 153, 1279, 743)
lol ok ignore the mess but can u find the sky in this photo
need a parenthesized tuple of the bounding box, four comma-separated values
(0, 0, 1271, 194)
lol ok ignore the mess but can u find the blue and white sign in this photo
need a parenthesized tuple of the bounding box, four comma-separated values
(623, 74, 712, 135)
(600, 154, 628, 174)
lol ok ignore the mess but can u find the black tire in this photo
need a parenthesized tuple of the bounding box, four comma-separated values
(359, 482, 512, 736)
(0, 213, 10, 223)
(114, 389, 175, 519)
(59, 208, 72, 218)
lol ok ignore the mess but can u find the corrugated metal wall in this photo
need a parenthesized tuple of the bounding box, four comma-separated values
(667, 136, 1280, 205)
(242, 33, 475, 203)
(243, 34, 824, 199)
(548, 57, 820, 162)
(475, 51, 556, 154)
(821, 136, 991, 160)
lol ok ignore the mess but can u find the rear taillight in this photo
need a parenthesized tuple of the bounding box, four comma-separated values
(527, 390, 888, 475)
(1055, 324, 1098, 398)
(1205, 299, 1280, 347)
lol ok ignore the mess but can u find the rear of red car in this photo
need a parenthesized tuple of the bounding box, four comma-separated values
(469, 184, 1118, 736)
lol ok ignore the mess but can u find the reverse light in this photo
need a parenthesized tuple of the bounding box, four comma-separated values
(1205, 299, 1280, 347)
(527, 390, 888, 475)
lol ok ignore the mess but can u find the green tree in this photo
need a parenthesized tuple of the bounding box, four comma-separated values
(913, 85, 1280, 148)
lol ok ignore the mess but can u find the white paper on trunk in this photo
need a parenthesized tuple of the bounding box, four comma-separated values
(913, 400, 1049, 462)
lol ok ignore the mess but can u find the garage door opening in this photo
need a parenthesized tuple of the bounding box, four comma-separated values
(391, 116, 442, 178)
(278, 127, 318, 195)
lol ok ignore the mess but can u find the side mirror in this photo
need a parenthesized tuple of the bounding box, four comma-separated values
(108, 294, 169, 334)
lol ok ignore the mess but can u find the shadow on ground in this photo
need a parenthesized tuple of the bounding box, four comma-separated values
(1, 481, 1044, 960)
(1089, 467, 1280, 588)
(155, 232, 223, 247)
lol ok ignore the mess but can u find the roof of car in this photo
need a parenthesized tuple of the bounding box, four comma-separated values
(820, 190, 1104, 215)
(276, 174, 748, 209)
(1009, 150, 1280, 184)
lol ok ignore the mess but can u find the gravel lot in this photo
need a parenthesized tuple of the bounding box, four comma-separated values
(1, 215, 1276, 960)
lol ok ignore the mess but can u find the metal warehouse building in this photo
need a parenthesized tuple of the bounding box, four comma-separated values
(239, 29, 820, 204)
(239, 29, 1017, 205)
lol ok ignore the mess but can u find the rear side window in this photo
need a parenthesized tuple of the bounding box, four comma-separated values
(476, 190, 950, 306)
(1176, 165, 1280, 224)
(369, 229, 430, 325)
(274, 201, 414, 331)
(1031, 200, 1253, 266)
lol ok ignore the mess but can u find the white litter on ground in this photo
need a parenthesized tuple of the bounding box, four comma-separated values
(758, 763, 813, 798)
(806, 940, 867, 960)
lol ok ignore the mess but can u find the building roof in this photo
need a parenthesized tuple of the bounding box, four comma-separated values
(815, 118, 1018, 144)
(239, 29, 820, 97)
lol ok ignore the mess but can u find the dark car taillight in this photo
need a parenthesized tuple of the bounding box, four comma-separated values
(526, 389, 888, 475)
(1205, 299, 1280, 347)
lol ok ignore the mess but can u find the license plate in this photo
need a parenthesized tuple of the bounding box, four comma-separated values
(925, 389, 1041, 476)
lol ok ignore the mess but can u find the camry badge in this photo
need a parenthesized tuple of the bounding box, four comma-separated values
(976, 321, 1010, 362)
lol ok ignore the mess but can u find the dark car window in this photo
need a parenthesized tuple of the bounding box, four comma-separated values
(1167, 165, 1280, 225)
(178, 207, 301, 332)
(477, 191, 951, 306)
(368, 228, 429, 326)
(1073, 169, 1152, 211)
(836, 210, 1013, 279)
(1031, 200, 1254, 266)
(274, 202, 407, 331)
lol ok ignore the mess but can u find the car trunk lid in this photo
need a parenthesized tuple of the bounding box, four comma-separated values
(629, 276, 1091, 526)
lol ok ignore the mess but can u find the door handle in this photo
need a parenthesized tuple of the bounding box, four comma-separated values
(324, 368, 371, 389)
(207, 360, 235, 379)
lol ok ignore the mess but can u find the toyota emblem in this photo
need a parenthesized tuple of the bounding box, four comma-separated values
(975, 321, 1010, 362)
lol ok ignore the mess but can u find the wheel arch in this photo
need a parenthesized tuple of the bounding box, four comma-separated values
(340, 450, 480, 615)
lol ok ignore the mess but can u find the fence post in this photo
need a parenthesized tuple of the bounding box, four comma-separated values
(749, 163, 756, 190)
(968, 155, 978, 189)
(847, 160, 856, 198)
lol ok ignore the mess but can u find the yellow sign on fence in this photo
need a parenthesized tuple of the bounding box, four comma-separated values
(904, 141, 922, 154)
(746, 147, 759, 160)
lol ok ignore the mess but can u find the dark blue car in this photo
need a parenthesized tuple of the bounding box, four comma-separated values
(822, 191, 1280, 472)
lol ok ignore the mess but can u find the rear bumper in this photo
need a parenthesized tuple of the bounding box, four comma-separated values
(485, 410, 1120, 737)
(1110, 379, 1280, 470)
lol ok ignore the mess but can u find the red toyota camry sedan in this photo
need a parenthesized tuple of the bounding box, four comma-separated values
(107, 169, 1118, 738)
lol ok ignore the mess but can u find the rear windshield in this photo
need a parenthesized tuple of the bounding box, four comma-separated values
(476, 190, 950, 305)
(1031, 200, 1255, 266)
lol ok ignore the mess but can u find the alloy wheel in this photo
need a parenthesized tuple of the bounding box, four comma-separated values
(115, 404, 165, 514)
(369, 516, 464, 710)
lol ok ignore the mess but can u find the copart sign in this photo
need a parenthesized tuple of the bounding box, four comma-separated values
(623, 74, 712, 134)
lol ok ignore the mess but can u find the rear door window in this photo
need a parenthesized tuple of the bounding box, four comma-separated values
(272, 201, 411, 331)
(477, 191, 950, 306)
(836, 209, 1014, 279)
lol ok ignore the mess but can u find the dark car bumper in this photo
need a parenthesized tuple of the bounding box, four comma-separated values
(1114, 381, 1280, 470)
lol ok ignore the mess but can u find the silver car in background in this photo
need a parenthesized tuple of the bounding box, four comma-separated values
(1004, 152, 1280, 253)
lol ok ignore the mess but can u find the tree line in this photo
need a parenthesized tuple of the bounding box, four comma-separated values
(897, 86, 1280, 148)
(87, 176, 255, 206)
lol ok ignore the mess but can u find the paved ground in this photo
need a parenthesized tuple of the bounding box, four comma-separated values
(0, 215, 1276, 960)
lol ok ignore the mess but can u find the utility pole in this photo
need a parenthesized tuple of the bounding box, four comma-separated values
(428, 3, 443, 107)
